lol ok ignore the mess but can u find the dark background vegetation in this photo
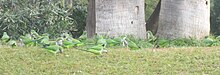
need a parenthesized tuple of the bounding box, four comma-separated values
(211, 0, 220, 35)
(0, 0, 219, 38)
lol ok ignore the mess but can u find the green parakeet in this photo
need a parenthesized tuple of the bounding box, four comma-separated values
(127, 39, 140, 50)
(61, 32, 72, 40)
(63, 40, 75, 48)
(97, 37, 107, 47)
(61, 33, 84, 47)
(113, 37, 122, 43)
(87, 45, 107, 55)
(203, 37, 215, 46)
(49, 41, 56, 45)
(157, 39, 170, 47)
(1, 32, 10, 43)
(79, 31, 87, 40)
(8, 40, 17, 47)
(106, 39, 119, 47)
(87, 49, 103, 55)
(71, 38, 80, 43)
(85, 38, 96, 45)
(31, 30, 40, 39)
(44, 45, 63, 54)
(20, 34, 36, 46)
(56, 37, 63, 46)
(71, 38, 84, 47)
(89, 45, 103, 50)
(216, 36, 220, 41)
(39, 34, 50, 45)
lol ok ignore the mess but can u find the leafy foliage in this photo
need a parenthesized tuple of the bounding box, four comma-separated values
(0, 0, 87, 38)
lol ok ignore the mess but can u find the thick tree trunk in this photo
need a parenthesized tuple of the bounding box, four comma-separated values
(86, 0, 96, 38)
(86, 0, 146, 39)
(156, 0, 210, 39)
(146, 0, 161, 34)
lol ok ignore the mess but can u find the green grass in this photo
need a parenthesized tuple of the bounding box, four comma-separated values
(0, 46, 220, 75)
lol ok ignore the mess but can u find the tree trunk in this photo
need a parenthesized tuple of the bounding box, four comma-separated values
(86, 0, 96, 38)
(156, 0, 210, 39)
(86, 0, 146, 39)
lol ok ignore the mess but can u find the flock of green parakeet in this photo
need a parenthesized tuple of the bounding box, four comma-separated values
(2, 30, 220, 55)
(0, 30, 143, 55)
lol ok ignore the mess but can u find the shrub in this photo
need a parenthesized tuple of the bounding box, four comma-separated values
(0, 0, 88, 39)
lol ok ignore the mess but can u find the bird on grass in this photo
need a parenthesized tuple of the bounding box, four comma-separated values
(1, 32, 10, 44)
(86, 44, 108, 55)
(79, 31, 87, 41)
(38, 34, 50, 47)
(71, 38, 84, 47)
(59, 34, 75, 48)
(127, 39, 140, 50)
(62, 40, 75, 49)
(43, 37, 64, 54)
(44, 45, 63, 54)
(31, 30, 41, 39)
(65, 35, 84, 47)
(203, 36, 216, 46)
(56, 37, 75, 49)
(20, 34, 36, 46)
(56, 37, 63, 46)
(61, 32, 84, 48)
(122, 37, 140, 50)
(8, 40, 17, 47)
(106, 38, 120, 47)
(96, 35, 107, 47)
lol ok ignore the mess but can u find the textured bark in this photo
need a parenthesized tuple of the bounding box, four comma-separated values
(157, 0, 210, 39)
(87, 0, 146, 39)
(86, 0, 96, 38)
(146, 0, 161, 34)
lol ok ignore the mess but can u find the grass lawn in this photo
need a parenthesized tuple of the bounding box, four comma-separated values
(0, 46, 220, 75)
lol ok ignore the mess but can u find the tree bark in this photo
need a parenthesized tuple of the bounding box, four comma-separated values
(87, 0, 146, 39)
(156, 0, 210, 39)
(86, 0, 96, 38)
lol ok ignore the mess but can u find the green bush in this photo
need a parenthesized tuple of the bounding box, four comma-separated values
(69, 0, 88, 38)
(0, 0, 88, 39)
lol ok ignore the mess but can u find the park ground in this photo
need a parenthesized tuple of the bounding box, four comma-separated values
(0, 46, 220, 74)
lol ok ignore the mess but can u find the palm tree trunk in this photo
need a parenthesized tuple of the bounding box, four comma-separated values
(86, 0, 96, 38)
(156, 0, 210, 39)
(87, 0, 146, 39)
